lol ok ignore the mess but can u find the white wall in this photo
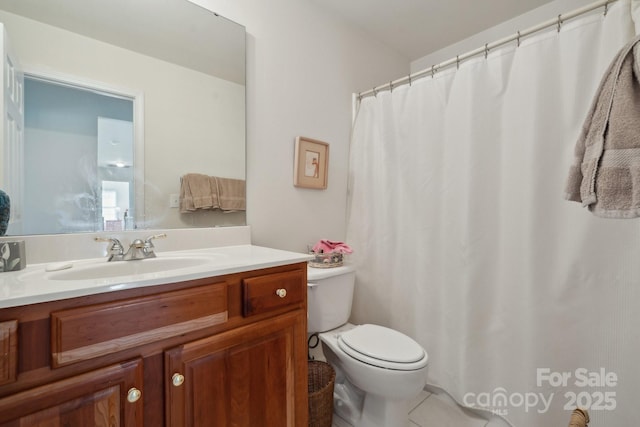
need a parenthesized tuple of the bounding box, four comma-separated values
(189, 0, 409, 253)
(411, 0, 595, 72)
(190, 0, 593, 254)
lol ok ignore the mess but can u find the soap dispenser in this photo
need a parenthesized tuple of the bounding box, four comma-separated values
(124, 209, 133, 230)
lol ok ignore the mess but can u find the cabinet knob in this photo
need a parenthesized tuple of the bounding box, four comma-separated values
(275, 288, 287, 298)
(172, 373, 185, 387)
(127, 387, 142, 403)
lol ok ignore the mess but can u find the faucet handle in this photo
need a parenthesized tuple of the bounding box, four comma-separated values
(144, 233, 167, 246)
(94, 237, 124, 259)
(141, 233, 166, 258)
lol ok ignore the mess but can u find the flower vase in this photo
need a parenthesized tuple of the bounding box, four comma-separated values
(0, 190, 10, 236)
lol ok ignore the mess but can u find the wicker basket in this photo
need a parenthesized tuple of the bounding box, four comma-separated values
(308, 360, 336, 427)
(308, 252, 344, 268)
(568, 408, 589, 426)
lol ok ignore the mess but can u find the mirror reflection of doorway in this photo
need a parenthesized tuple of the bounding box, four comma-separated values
(23, 77, 134, 234)
(98, 117, 134, 231)
(101, 181, 130, 231)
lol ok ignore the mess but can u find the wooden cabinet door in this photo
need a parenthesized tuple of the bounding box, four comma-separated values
(166, 310, 308, 427)
(0, 358, 143, 427)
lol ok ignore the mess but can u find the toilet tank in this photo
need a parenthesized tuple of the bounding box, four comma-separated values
(307, 264, 356, 333)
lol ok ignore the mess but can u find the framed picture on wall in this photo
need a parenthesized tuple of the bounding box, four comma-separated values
(294, 136, 329, 189)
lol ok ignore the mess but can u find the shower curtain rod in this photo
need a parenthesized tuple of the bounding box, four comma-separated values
(357, 0, 618, 101)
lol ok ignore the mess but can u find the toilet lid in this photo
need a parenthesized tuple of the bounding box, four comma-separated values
(337, 324, 427, 371)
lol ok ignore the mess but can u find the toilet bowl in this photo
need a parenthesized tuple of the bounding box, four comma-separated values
(307, 265, 429, 427)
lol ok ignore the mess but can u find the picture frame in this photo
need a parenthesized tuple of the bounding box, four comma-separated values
(294, 136, 329, 189)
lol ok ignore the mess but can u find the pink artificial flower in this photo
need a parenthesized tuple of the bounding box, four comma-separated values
(312, 239, 353, 254)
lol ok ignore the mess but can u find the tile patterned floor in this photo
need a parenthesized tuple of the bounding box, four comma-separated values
(408, 388, 488, 427)
(332, 386, 496, 427)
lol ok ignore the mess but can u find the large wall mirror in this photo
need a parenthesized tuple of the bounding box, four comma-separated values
(0, 0, 246, 236)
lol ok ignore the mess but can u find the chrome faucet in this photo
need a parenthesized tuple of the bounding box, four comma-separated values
(95, 233, 167, 262)
(94, 237, 125, 262)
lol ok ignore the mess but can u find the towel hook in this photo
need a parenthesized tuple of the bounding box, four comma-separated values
(557, 14, 563, 33)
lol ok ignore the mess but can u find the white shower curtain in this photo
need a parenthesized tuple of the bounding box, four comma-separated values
(346, 2, 640, 426)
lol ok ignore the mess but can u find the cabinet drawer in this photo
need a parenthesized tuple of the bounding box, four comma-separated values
(51, 282, 228, 367)
(242, 270, 304, 317)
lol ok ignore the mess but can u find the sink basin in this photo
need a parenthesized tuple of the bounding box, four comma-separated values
(48, 256, 219, 281)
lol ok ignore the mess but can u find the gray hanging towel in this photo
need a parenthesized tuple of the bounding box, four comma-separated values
(565, 34, 640, 218)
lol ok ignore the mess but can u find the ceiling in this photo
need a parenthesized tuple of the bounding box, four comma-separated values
(1, 0, 563, 78)
(0, 0, 245, 84)
(311, 0, 557, 61)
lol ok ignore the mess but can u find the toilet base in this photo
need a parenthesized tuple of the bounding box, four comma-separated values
(359, 393, 410, 427)
(333, 376, 411, 427)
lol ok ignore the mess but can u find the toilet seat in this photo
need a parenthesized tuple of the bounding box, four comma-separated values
(337, 324, 427, 371)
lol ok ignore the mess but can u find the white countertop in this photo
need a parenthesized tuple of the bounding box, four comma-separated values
(0, 245, 311, 309)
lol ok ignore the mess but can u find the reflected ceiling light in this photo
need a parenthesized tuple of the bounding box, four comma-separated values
(107, 161, 130, 168)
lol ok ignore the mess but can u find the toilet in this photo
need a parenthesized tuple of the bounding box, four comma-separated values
(307, 264, 429, 427)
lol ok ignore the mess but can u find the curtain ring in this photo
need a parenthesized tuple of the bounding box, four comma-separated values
(431, 65, 436, 78)
(456, 55, 460, 70)
(484, 43, 489, 59)
(604, 0, 610, 16)
(517, 31, 521, 47)
(408, 74, 412, 86)
(389, 81, 393, 93)
(373, 87, 378, 97)
(557, 14, 563, 33)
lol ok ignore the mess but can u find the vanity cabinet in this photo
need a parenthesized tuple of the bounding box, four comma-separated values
(0, 262, 308, 426)
(166, 310, 305, 426)
(0, 320, 17, 386)
(0, 358, 143, 426)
